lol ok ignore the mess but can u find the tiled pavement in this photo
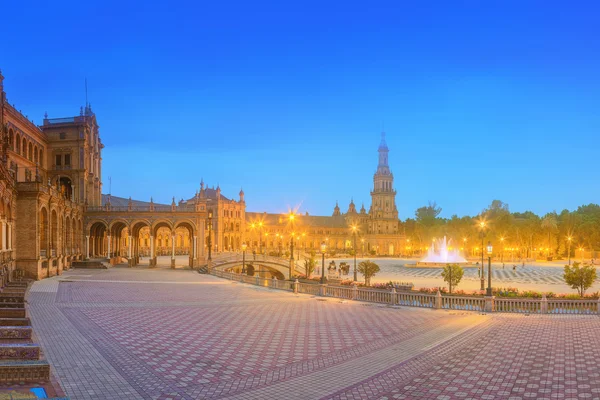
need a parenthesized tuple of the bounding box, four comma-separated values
(27, 267, 600, 399)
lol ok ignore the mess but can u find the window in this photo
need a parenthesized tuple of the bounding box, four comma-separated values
(65, 154, 71, 166)
(55, 155, 62, 166)
(59, 132, 66, 140)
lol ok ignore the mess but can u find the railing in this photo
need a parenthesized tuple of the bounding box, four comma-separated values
(325, 285, 354, 299)
(396, 292, 437, 308)
(209, 267, 600, 315)
(86, 204, 199, 212)
(495, 298, 541, 314)
(442, 296, 485, 311)
(356, 288, 392, 304)
(548, 299, 598, 315)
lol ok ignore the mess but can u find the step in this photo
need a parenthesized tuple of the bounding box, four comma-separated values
(1, 289, 26, 295)
(0, 326, 32, 340)
(0, 309, 26, 318)
(0, 303, 25, 309)
(0, 294, 25, 303)
(0, 360, 50, 383)
(72, 260, 110, 269)
(0, 344, 40, 360)
(0, 318, 30, 327)
(5, 282, 28, 288)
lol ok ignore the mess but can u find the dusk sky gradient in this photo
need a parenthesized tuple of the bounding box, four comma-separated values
(2, 1, 599, 219)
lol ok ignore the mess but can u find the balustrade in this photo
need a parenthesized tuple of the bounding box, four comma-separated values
(442, 296, 485, 311)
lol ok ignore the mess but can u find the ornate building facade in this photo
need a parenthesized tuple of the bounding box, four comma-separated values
(2, 69, 405, 281)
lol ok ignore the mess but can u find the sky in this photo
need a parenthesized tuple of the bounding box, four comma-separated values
(2, 0, 599, 219)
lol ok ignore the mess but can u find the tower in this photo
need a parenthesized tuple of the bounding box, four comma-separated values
(369, 132, 398, 233)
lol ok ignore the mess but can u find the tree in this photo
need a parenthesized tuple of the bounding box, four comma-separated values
(304, 255, 316, 278)
(563, 262, 597, 296)
(358, 260, 380, 286)
(541, 212, 558, 255)
(441, 263, 464, 293)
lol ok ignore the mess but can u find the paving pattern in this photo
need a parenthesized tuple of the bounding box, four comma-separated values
(26, 267, 600, 399)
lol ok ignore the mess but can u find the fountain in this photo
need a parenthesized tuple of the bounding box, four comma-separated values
(416, 236, 470, 267)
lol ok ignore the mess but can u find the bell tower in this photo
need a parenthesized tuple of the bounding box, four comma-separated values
(369, 132, 398, 233)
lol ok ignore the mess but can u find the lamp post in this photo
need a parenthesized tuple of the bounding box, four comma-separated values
(207, 209, 213, 261)
(579, 247, 584, 263)
(320, 241, 327, 284)
(479, 221, 486, 291)
(259, 222, 263, 255)
(361, 238, 365, 258)
(486, 241, 493, 296)
(289, 213, 295, 261)
(296, 235, 300, 260)
(500, 237, 504, 263)
(241, 242, 247, 274)
(567, 236, 572, 265)
(351, 225, 358, 281)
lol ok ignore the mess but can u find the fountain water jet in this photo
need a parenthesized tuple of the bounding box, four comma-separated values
(416, 236, 468, 266)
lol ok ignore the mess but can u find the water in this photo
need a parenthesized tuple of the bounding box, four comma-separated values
(420, 236, 467, 264)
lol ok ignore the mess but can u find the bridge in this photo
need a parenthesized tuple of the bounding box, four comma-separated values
(209, 253, 305, 280)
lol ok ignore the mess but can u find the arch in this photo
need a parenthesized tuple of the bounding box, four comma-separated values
(151, 220, 174, 237)
(108, 219, 129, 232)
(15, 134, 21, 154)
(22, 138, 27, 158)
(33, 145, 38, 163)
(28, 142, 33, 161)
(8, 129, 14, 150)
(89, 220, 108, 258)
(50, 210, 58, 256)
(40, 207, 48, 256)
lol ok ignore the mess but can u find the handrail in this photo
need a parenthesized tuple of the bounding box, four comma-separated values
(208, 268, 600, 315)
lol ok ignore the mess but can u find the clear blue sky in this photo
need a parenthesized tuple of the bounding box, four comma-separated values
(2, 1, 599, 219)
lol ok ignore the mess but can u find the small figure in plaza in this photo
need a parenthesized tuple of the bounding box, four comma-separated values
(502, 263, 505, 269)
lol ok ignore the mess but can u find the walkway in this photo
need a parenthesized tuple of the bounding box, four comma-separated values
(27, 268, 600, 399)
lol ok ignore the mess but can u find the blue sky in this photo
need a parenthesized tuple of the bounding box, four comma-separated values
(2, 1, 599, 219)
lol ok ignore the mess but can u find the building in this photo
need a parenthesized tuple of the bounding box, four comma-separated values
(1, 70, 405, 281)
(0, 70, 101, 279)
(244, 132, 404, 257)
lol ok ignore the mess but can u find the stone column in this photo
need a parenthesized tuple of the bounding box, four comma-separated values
(128, 235, 132, 258)
(150, 235, 155, 266)
(107, 235, 112, 259)
(8, 222, 12, 250)
(193, 235, 197, 261)
(86, 235, 90, 259)
(1, 220, 6, 251)
(484, 296, 495, 313)
(171, 234, 176, 269)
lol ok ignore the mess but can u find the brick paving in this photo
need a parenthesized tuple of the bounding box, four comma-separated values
(26, 267, 600, 399)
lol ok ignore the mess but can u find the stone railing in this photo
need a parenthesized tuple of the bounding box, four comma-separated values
(210, 269, 600, 315)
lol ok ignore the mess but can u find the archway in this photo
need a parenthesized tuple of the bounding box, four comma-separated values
(131, 220, 151, 266)
(174, 221, 196, 268)
(108, 220, 129, 263)
(88, 221, 108, 258)
(151, 220, 174, 267)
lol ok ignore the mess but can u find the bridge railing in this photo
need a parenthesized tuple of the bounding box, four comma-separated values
(209, 268, 600, 315)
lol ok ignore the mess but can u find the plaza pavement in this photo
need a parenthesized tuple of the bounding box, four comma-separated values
(27, 267, 600, 400)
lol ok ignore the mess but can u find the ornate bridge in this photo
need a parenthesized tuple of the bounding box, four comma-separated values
(84, 203, 208, 267)
(209, 253, 305, 279)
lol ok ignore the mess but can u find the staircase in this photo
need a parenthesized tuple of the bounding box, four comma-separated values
(72, 258, 112, 269)
(0, 280, 62, 398)
(197, 265, 209, 274)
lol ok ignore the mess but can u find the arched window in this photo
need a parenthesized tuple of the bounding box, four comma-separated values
(22, 138, 26, 157)
(8, 130, 14, 150)
(28, 142, 33, 161)
(34, 146, 38, 163)
(16, 135, 20, 154)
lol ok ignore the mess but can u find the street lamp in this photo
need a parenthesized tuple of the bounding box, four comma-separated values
(241, 242, 247, 274)
(351, 225, 358, 281)
(579, 247, 584, 263)
(207, 209, 213, 261)
(486, 241, 493, 296)
(478, 221, 486, 290)
(361, 238, 365, 258)
(258, 221, 263, 255)
(289, 213, 295, 261)
(320, 241, 327, 284)
(567, 236, 572, 265)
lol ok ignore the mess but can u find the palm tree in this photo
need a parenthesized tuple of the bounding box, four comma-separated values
(541, 213, 558, 256)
